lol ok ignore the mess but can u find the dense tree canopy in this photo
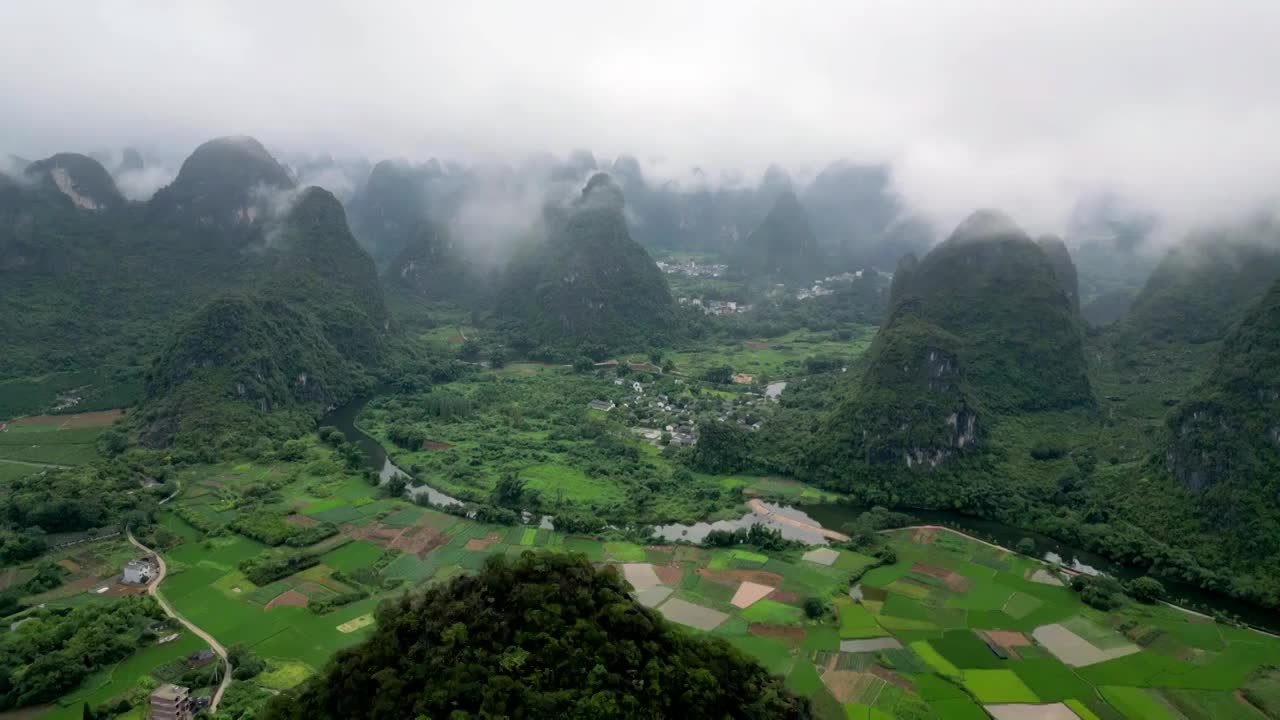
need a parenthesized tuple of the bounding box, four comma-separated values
(263, 552, 809, 720)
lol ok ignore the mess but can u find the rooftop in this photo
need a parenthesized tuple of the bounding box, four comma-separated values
(151, 684, 190, 701)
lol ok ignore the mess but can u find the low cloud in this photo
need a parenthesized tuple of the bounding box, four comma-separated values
(4, 3, 1280, 247)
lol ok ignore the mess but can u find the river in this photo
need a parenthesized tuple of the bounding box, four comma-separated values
(323, 396, 1280, 632)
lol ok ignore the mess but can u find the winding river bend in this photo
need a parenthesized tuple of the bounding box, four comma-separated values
(323, 397, 1280, 633)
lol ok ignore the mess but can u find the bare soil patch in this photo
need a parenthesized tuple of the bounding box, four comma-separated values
(422, 439, 453, 451)
(910, 527, 937, 545)
(744, 340, 769, 350)
(12, 409, 123, 428)
(0, 569, 16, 591)
(104, 583, 147, 597)
(980, 630, 1032, 659)
(285, 514, 319, 528)
(731, 581, 775, 608)
(985, 703, 1081, 720)
(870, 665, 914, 691)
(656, 598, 728, 630)
(389, 526, 447, 557)
(462, 532, 502, 552)
(821, 670, 881, 704)
(861, 586, 888, 602)
(57, 558, 82, 572)
(1033, 623, 1139, 666)
(696, 568, 784, 587)
(749, 624, 804, 641)
(344, 522, 401, 547)
(911, 563, 952, 579)
(768, 588, 803, 604)
(653, 564, 682, 585)
(265, 589, 309, 611)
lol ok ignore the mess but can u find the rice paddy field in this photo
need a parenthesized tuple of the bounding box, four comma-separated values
(37, 440, 1280, 719)
(0, 409, 121, 467)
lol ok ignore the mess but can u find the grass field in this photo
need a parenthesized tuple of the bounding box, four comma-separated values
(0, 423, 105, 465)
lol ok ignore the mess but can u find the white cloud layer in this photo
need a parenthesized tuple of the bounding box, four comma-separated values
(4, 1, 1280, 240)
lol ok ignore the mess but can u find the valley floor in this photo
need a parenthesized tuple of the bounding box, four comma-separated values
(27, 440, 1280, 719)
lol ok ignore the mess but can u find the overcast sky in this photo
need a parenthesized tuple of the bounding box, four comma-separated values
(4, 1, 1280, 238)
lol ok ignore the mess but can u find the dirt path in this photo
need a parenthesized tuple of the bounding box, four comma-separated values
(126, 529, 231, 712)
(747, 499, 850, 541)
(0, 458, 71, 470)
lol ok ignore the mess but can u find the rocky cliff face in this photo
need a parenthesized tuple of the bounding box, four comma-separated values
(24, 153, 125, 211)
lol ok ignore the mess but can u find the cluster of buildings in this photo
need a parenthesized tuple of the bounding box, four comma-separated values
(794, 270, 864, 300)
(678, 297, 753, 315)
(656, 259, 727, 277)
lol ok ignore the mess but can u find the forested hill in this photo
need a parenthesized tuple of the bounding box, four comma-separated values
(262, 552, 809, 720)
(731, 190, 822, 282)
(346, 159, 459, 267)
(384, 219, 479, 303)
(139, 187, 385, 449)
(147, 135, 295, 230)
(1164, 277, 1280, 547)
(23, 153, 126, 211)
(496, 173, 681, 353)
(1117, 224, 1280, 348)
(808, 210, 1092, 485)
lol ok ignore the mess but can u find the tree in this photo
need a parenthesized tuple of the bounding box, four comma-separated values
(488, 349, 507, 369)
(803, 597, 826, 619)
(703, 365, 733, 384)
(1016, 537, 1036, 555)
(490, 472, 526, 508)
(260, 553, 809, 720)
(1127, 576, 1165, 603)
(689, 422, 752, 474)
(572, 356, 594, 373)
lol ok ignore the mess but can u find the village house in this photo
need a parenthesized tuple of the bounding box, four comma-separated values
(731, 373, 755, 385)
(122, 558, 155, 585)
(587, 400, 615, 412)
(149, 684, 193, 720)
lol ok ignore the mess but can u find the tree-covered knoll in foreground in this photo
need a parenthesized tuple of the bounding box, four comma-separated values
(262, 552, 810, 720)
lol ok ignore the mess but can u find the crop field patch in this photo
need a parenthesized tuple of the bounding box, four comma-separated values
(1009, 658, 1095, 701)
(380, 507, 426, 527)
(963, 670, 1040, 704)
(839, 638, 902, 653)
(985, 703, 1083, 720)
(265, 589, 309, 610)
(787, 659, 824, 697)
(1034, 623, 1141, 668)
(621, 563, 662, 591)
(801, 547, 839, 566)
(927, 698, 991, 720)
(820, 670, 884, 704)
(1003, 592, 1045, 619)
(837, 600, 887, 639)
(1099, 686, 1181, 720)
(910, 641, 961, 678)
(932, 629, 1006, 669)
(1161, 687, 1268, 720)
(740, 599, 805, 626)
(1061, 616, 1133, 651)
(604, 542, 647, 562)
(320, 541, 383, 572)
(657, 598, 728, 630)
(337, 614, 375, 633)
